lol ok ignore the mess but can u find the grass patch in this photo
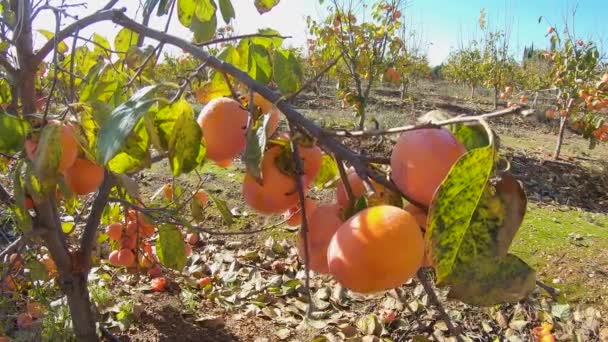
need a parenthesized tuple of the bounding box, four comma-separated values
(511, 203, 608, 304)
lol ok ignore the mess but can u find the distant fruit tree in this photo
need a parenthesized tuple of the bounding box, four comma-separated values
(0, 1, 536, 341)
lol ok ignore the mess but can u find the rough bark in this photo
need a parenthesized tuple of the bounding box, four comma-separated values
(553, 115, 568, 160)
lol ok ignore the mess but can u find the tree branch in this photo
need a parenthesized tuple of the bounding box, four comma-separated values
(0, 54, 17, 75)
(0, 184, 14, 206)
(328, 105, 526, 137)
(195, 33, 291, 47)
(33, 8, 124, 65)
(80, 171, 113, 263)
(287, 53, 342, 101)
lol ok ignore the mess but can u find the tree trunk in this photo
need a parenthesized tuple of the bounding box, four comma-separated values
(470, 86, 475, 99)
(60, 273, 98, 341)
(14, 2, 99, 340)
(357, 106, 366, 130)
(553, 115, 568, 160)
(400, 81, 407, 100)
(493, 85, 498, 109)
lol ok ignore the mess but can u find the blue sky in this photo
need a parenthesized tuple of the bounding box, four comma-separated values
(31, 0, 608, 67)
(404, 0, 608, 65)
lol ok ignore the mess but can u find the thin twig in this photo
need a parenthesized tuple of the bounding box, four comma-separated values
(336, 157, 355, 207)
(536, 280, 560, 300)
(417, 269, 461, 339)
(287, 53, 343, 101)
(288, 121, 315, 317)
(195, 33, 291, 47)
(328, 105, 524, 137)
(127, 44, 160, 86)
(80, 171, 113, 264)
(222, 72, 239, 100)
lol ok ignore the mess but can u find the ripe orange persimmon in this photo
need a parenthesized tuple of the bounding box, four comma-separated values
(390, 128, 466, 206)
(505, 86, 513, 94)
(296, 203, 343, 274)
(26, 302, 44, 319)
(242, 146, 304, 214)
(198, 276, 213, 287)
(327, 205, 424, 294)
(140, 223, 155, 238)
(151, 277, 167, 292)
(24, 196, 34, 209)
(404, 203, 427, 231)
(284, 197, 317, 226)
(163, 183, 173, 201)
(336, 168, 386, 208)
(186, 233, 199, 245)
(299, 144, 323, 185)
(106, 223, 123, 241)
(25, 121, 78, 173)
(520, 95, 528, 104)
(108, 250, 120, 266)
(63, 158, 104, 195)
(148, 265, 162, 278)
(193, 190, 208, 207)
(121, 235, 136, 250)
(9, 253, 22, 271)
(197, 97, 248, 165)
(40, 255, 56, 275)
(117, 249, 135, 267)
(125, 221, 138, 236)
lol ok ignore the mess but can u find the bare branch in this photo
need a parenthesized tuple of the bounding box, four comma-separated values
(195, 33, 291, 47)
(417, 269, 462, 339)
(328, 105, 525, 137)
(0, 184, 14, 206)
(33, 8, 124, 65)
(287, 53, 343, 101)
(0, 54, 17, 75)
(80, 171, 113, 262)
(99, 0, 119, 12)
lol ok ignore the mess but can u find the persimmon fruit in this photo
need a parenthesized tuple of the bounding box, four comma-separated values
(197, 97, 248, 165)
(336, 168, 386, 208)
(296, 203, 343, 274)
(186, 233, 199, 245)
(242, 146, 304, 214)
(193, 190, 208, 207)
(327, 205, 424, 294)
(390, 128, 466, 206)
(151, 277, 167, 292)
(25, 120, 78, 173)
(404, 203, 427, 231)
(63, 158, 104, 195)
(285, 197, 317, 226)
(117, 248, 135, 267)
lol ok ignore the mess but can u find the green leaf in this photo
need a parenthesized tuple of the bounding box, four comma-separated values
(254, 0, 280, 14)
(156, 224, 187, 271)
(26, 258, 49, 282)
(243, 114, 270, 181)
(426, 145, 495, 283)
(451, 123, 490, 150)
(0, 110, 30, 153)
(248, 43, 272, 84)
(195, 74, 231, 104)
(194, 0, 216, 21)
(177, 0, 196, 26)
(62, 221, 75, 234)
(11, 161, 32, 233)
(96, 85, 160, 165)
(190, 14, 217, 44)
(114, 28, 139, 53)
(33, 124, 63, 190)
(38, 29, 68, 54)
(252, 28, 283, 48)
(218, 0, 235, 24)
(156, 0, 174, 16)
(80, 63, 119, 104)
(92, 33, 111, 57)
(314, 154, 338, 188)
(107, 118, 151, 174)
(208, 193, 233, 225)
(446, 254, 536, 306)
(156, 99, 203, 176)
(273, 48, 302, 94)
